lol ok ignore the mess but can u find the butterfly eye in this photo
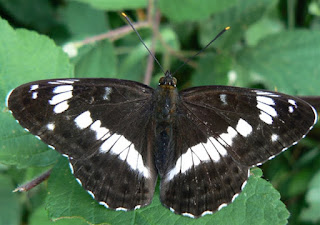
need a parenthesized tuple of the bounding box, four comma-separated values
(172, 77, 177, 86)
(159, 77, 165, 85)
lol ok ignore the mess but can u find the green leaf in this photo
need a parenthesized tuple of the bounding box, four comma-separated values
(30, 207, 88, 225)
(300, 169, 320, 223)
(0, 119, 60, 168)
(199, 0, 274, 49)
(0, 17, 73, 168)
(235, 30, 320, 95)
(0, 0, 57, 32)
(191, 53, 232, 86)
(118, 27, 179, 82)
(245, 17, 284, 46)
(0, 174, 21, 225)
(69, 0, 147, 10)
(46, 158, 289, 224)
(72, 40, 117, 78)
(159, 0, 237, 22)
(59, 1, 109, 39)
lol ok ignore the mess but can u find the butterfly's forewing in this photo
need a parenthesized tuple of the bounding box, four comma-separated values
(7, 78, 158, 210)
(160, 86, 317, 217)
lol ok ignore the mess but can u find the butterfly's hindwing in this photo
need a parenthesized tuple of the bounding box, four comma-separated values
(8, 78, 158, 210)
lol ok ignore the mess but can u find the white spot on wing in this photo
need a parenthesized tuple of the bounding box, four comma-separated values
(191, 143, 210, 163)
(49, 91, 73, 105)
(32, 92, 38, 99)
(30, 84, 39, 91)
(103, 87, 112, 100)
(53, 85, 73, 94)
(53, 101, 69, 114)
(90, 120, 109, 140)
(100, 133, 121, 154)
(232, 193, 239, 202)
(288, 99, 297, 106)
(100, 134, 150, 178)
(257, 96, 275, 105)
(288, 106, 294, 113)
(220, 126, 238, 146)
(47, 123, 55, 131)
(167, 156, 182, 181)
(268, 155, 275, 160)
(87, 190, 95, 198)
(220, 94, 227, 105)
(69, 163, 74, 174)
(35, 135, 41, 140)
(48, 79, 79, 85)
(125, 146, 140, 171)
(167, 149, 194, 181)
(180, 148, 193, 174)
(99, 201, 109, 208)
(109, 135, 131, 155)
(74, 111, 93, 129)
(203, 139, 221, 162)
(213, 137, 228, 156)
(201, 211, 213, 216)
(254, 90, 280, 97)
(218, 203, 227, 211)
(259, 111, 273, 124)
(116, 207, 128, 211)
(257, 102, 277, 117)
(236, 119, 252, 137)
(166, 137, 227, 180)
(241, 180, 248, 190)
(271, 134, 278, 142)
(182, 212, 195, 218)
(57, 79, 79, 84)
(76, 178, 82, 186)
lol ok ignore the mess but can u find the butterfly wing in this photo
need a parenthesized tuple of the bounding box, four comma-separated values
(7, 78, 158, 210)
(160, 86, 317, 217)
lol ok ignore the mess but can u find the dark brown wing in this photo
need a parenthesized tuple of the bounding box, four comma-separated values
(8, 78, 158, 210)
(160, 86, 317, 217)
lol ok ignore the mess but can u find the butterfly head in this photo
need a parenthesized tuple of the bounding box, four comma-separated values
(159, 71, 177, 89)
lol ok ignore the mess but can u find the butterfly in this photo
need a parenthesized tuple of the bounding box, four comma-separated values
(6, 69, 318, 218)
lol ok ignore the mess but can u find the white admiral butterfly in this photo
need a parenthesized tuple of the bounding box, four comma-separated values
(6, 69, 318, 218)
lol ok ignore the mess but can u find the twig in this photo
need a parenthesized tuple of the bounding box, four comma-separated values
(77, 21, 150, 45)
(155, 27, 198, 69)
(13, 169, 52, 192)
(144, 3, 161, 85)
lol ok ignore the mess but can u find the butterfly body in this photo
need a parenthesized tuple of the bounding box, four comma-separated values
(154, 71, 179, 175)
(7, 71, 317, 218)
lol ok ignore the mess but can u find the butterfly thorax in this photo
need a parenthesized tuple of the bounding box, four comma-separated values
(154, 71, 179, 175)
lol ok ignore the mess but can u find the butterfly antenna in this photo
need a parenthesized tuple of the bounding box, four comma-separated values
(121, 12, 166, 74)
(172, 26, 230, 76)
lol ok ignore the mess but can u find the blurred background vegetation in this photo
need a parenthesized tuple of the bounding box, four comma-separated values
(0, 0, 320, 224)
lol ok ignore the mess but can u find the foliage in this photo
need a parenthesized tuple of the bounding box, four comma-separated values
(0, 0, 320, 224)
